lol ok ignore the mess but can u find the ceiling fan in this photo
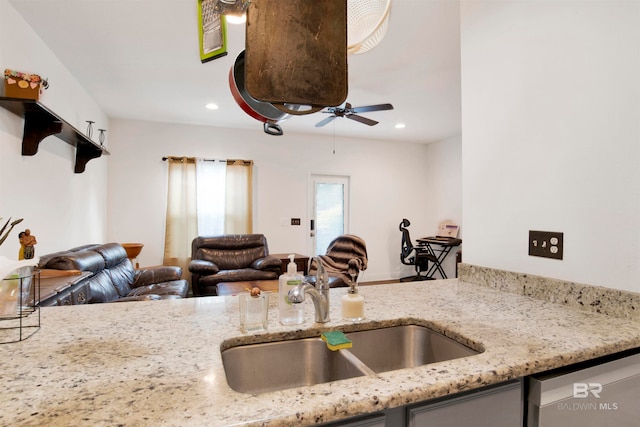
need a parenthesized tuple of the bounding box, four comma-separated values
(315, 102, 394, 127)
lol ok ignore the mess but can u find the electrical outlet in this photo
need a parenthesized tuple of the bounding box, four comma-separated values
(291, 218, 301, 226)
(529, 230, 563, 260)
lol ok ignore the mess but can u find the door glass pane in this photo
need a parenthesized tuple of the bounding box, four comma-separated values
(315, 182, 344, 255)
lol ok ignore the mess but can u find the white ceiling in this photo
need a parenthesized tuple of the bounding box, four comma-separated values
(9, 0, 461, 143)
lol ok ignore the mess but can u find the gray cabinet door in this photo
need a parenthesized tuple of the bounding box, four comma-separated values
(408, 380, 523, 427)
(527, 352, 640, 427)
(330, 414, 386, 427)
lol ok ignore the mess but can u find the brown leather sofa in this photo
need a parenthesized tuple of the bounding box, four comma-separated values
(39, 243, 189, 305)
(189, 234, 282, 296)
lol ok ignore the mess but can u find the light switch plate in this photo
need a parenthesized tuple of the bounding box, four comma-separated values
(529, 230, 563, 260)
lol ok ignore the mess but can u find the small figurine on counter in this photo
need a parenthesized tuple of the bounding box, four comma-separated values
(18, 232, 25, 259)
(18, 229, 37, 260)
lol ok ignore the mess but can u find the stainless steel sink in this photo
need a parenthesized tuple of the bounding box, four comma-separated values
(221, 337, 372, 394)
(222, 324, 481, 394)
(344, 325, 479, 373)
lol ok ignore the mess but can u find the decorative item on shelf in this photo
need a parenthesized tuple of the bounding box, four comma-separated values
(85, 120, 94, 139)
(98, 129, 106, 147)
(122, 243, 144, 269)
(3, 69, 49, 100)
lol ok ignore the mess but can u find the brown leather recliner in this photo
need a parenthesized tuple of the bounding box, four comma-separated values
(188, 234, 282, 296)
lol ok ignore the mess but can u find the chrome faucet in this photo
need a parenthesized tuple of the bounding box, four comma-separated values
(288, 257, 330, 323)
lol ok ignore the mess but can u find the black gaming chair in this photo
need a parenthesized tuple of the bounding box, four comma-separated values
(399, 218, 437, 281)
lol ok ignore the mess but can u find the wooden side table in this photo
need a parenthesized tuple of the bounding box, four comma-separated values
(270, 253, 310, 275)
(38, 270, 93, 306)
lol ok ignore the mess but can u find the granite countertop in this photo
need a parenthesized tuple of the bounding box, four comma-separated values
(2, 278, 640, 426)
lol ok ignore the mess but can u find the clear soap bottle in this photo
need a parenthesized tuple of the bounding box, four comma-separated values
(278, 254, 305, 325)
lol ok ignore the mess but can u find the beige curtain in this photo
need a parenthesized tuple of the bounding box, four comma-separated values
(163, 157, 197, 280)
(225, 160, 253, 234)
(163, 157, 253, 289)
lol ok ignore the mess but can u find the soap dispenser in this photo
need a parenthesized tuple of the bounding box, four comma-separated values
(278, 254, 305, 325)
(342, 259, 365, 321)
(342, 282, 365, 321)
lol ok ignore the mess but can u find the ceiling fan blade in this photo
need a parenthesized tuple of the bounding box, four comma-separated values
(346, 114, 379, 126)
(350, 103, 394, 114)
(315, 115, 337, 127)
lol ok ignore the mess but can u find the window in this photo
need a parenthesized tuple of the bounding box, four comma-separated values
(163, 157, 253, 284)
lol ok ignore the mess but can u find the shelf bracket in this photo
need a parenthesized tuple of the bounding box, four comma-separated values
(21, 113, 63, 156)
(75, 144, 103, 173)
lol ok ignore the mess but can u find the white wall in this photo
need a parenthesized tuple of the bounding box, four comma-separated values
(422, 134, 463, 277)
(106, 119, 462, 281)
(460, 1, 640, 291)
(0, 0, 109, 259)
(0, 0, 462, 282)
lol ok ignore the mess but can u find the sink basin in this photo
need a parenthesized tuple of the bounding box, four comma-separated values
(221, 337, 371, 394)
(344, 325, 479, 373)
(222, 324, 481, 394)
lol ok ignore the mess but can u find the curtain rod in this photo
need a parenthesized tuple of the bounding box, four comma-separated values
(162, 156, 253, 165)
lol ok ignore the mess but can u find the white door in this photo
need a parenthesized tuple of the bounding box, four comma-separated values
(309, 175, 350, 256)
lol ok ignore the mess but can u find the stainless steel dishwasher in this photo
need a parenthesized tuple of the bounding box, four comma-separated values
(527, 351, 640, 426)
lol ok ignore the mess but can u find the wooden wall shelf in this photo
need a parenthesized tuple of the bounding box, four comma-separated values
(0, 96, 109, 173)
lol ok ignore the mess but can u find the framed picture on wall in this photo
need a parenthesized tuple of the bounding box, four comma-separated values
(198, 0, 228, 63)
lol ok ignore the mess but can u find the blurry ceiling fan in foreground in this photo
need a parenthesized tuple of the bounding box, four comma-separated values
(315, 103, 394, 127)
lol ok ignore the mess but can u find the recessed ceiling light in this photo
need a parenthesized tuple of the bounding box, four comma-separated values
(395, 123, 406, 129)
(205, 103, 219, 110)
